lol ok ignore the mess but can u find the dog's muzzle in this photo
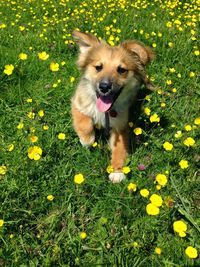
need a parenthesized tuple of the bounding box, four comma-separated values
(97, 78, 113, 96)
(98, 79, 113, 95)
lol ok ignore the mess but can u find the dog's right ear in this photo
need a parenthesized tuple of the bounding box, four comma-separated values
(73, 30, 100, 54)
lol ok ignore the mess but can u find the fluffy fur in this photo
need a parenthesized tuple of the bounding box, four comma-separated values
(71, 31, 154, 183)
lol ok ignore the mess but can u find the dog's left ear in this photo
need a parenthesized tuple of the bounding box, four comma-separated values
(73, 30, 100, 54)
(122, 41, 156, 90)
(121, 40, 155, 65)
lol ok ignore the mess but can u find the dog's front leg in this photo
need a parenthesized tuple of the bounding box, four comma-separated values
(71, 106, 95, 147)
(109, 129, 128, 183)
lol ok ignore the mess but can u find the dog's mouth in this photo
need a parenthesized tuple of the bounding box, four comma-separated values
(96, 89, 123, 113)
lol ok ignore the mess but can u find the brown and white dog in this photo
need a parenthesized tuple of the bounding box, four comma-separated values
(71, 30, 154, 183)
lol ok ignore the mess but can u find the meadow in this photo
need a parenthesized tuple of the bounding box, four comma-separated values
(0, 0, 200, 266)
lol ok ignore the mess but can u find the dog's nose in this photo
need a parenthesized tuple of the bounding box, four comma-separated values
(99, 80, 112, 94)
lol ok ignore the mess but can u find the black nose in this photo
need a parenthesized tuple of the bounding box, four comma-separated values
(99, 80, 112, 94)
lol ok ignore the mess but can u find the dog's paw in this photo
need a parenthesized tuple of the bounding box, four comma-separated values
(109, 172, 126, 183)
(80, 135, 95, 147)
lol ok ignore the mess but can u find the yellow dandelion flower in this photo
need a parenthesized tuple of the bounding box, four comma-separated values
(145, 95, 151, 101)
(127, 183, 137, 192)
(150, 113, 160, 123)
(184, 125, 192, 131)
(19, 26, 25, 31)
(155, 174, 167, 187)
(194, 118, 200, 125)
(10, 234, 14, 239)
(156, 185, 162, 190)
(43, 125, 49, 130)
(26, 98, 32, 103)
(0, 219, 4, 227)
(185, 246, 198, 259)
(122, 166, 131, 174)
(173, 220, 187, 237)
(106, 165, 114, 174)
(140, 188, 149, 198)
(157, 89, 163, 95)
(38, 110, 44, 117)
(58, 133, 66, 140)
(70, 76, 75, 83)
(18, 53, 28, 60)
(3, 64, 14, 75)
(174, 131, 182, 138)
(27, 111, 35, 119)
(160, 102, 166, 108)
(194, 50, 199, 56)
(169, 68, 176, 73)
(183, 137, 195, 147)
(50, 62, 59, 72)
(30, 135, 38, 143)
(155, 247, 162, 255)
(80, 232, 87, 239)
(144, 107, 151, 116)
(17, 121, 24, 129)
(150, 194, 163, 207)
(146, 203, 160, 216)
(166, 21, 172, 28)
(163, 141, 173, 151)
(7, 144, 14, 152)
(92, 142, 98, 148)
(38, 51, 49, 60)
(47, 195, 54, 201)
(179, 160, 189, 169)
(166, 79, 172, 85)
(0, 24, 6, 29)
(74, 173, 85, 184)
(189, 72, 195, 77)
(0, 165, 7, 175)
(133, 127, 142, 135)
(131, 241, 139, 248)
(28, 146, 42, 160)
(53, 83, 58, 88)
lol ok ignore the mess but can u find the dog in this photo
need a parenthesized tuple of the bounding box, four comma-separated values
(71, 30, 154, 183)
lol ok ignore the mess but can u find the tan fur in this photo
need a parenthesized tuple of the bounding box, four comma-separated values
(71, 106, 95, 146)
(71, 31, 154, 183)
(110, 129, 128, 171)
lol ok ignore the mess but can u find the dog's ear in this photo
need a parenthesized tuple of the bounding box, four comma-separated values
(73, 30, 100, 54)
(121, 41, 156, 90)
(121, 40, 155, 65)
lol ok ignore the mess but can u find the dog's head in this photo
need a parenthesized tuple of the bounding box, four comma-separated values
(73, 30, 154, 112)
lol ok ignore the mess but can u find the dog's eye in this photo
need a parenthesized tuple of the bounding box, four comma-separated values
(95, 64, 103, 72)
(117, 66, 127, 74)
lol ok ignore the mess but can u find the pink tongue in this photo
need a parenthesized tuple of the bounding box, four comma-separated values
(96, 97, 113, 112)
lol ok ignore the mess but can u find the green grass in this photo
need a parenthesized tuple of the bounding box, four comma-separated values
(0, 0, 200, 266)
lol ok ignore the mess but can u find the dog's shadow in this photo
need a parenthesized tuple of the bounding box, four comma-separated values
(128, 87, 170, 153)
(128, 87, 150, 153)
